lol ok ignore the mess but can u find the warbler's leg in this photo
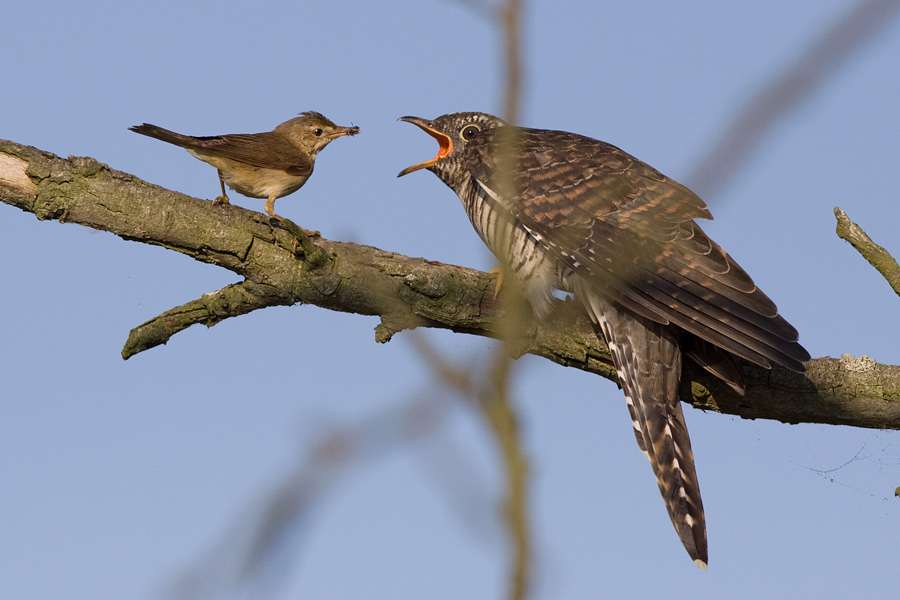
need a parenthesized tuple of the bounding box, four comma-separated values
(264, 196, 284, 221)
(214, 170, 230, 205)
(267, 196, 320, 238)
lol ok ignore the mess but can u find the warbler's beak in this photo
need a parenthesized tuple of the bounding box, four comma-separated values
(329, 124, 360, 139)
(397, 116, 452, 177)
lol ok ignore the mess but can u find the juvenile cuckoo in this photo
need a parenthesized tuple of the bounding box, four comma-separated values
(398, 112, 809, 568)
(130, 112, 359, 220)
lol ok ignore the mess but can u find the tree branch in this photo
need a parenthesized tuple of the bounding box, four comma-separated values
(2, 139, 899, 429)
(834, 206, 900, 299)
(121, 279, 292, 359)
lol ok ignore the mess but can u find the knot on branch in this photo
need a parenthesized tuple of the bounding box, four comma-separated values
(278, 218, 330, 268)
(69, 155, 107, 178)
(840, 353, 877, 374)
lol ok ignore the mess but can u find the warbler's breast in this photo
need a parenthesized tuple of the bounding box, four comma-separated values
(221, 166, 308, 200)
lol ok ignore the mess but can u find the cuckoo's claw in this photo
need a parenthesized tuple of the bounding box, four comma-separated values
(488, 266, 504, 300)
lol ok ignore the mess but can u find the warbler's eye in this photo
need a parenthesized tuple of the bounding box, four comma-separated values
(314, 128, 323, 136)
(460, 124, 480, 141)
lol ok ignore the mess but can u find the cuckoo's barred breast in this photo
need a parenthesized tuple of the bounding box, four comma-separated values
(460, 175, 558, 317)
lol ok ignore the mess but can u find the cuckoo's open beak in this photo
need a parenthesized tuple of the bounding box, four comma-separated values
(397, 116, 452, 177)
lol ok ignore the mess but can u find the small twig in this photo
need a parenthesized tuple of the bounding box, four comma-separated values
(834, 206, 900, 298)
(482, 350, 530, 600)
(122, 280, 287, 359)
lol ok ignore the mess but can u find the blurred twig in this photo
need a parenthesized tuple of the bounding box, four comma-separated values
(411, 325, 531, 600)
(688, 0, 900, 198)
(493, 0, 530, 597)
(835, 206, 900, 298)
(438, 0, 532, 597)
(500, 0, 523, 125)
(484, 345, 530, 600)
(164, 388, 484, 600)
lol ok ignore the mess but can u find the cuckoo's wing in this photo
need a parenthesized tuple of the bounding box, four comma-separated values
(465, 126, 810, 372)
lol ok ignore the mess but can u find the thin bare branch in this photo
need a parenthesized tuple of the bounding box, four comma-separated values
(834, 206, 900, 298)
(122, 280, 288, 359)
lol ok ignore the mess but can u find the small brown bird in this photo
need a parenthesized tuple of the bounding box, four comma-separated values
(398, 112, 810, 568)
(130, 112, 359, 220)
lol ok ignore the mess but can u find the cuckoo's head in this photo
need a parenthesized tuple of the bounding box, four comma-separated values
(397, 112, 507, 183)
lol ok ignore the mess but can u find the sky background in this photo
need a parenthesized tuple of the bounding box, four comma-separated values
(2, 1, 899, 599)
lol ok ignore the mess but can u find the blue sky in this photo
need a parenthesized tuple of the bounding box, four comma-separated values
(2, 1, 899, 598)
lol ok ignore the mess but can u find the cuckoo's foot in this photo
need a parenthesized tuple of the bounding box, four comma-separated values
(488, 266, 504, 300)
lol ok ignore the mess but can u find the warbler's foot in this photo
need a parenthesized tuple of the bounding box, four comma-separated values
(213, 195, 230, 205)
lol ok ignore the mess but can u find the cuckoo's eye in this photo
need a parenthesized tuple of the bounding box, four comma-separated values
(460, 124, 481, 141)
(314, 128, 323, 136)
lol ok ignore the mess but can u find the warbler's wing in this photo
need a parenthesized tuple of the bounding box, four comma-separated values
(130, 124, 312, 176)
